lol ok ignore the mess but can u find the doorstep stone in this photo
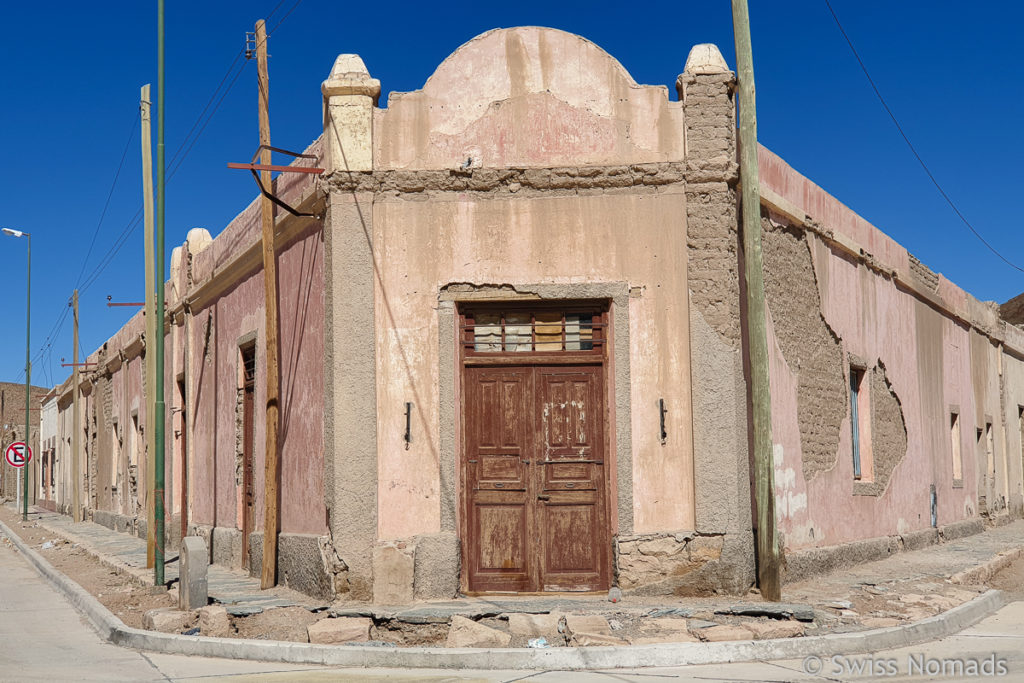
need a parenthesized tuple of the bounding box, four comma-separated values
(307, 617, 372, 644)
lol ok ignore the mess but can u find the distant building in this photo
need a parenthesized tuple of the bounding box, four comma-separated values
(43, 28, 1024, 602)
(0, 381, 48, 502)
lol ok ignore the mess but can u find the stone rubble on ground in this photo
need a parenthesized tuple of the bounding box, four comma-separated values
(197, 605, 231, 638)
(143, 607, 194, 633)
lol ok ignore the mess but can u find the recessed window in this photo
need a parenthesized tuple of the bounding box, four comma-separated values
(950, 412, 962, 481)
(850, 367, 872, 481)
(461, 307, 606, 355)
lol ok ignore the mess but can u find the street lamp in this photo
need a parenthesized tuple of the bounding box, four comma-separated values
(2, 227, 31, 521)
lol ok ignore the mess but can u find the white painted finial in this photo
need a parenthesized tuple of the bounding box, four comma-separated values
(684, 44, 730, 74)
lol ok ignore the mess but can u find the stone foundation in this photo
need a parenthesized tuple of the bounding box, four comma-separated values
(784, 519, 988, 583)
(615, 531, 742, 595)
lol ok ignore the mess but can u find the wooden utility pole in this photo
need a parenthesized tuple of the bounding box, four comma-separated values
(71, 290, 82, 523)
(732, 0, 781, 601)
(255, 19, 282, 590)
(141, 84, 157, 568)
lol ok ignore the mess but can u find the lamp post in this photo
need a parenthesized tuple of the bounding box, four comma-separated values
(2, 227, 30, 521)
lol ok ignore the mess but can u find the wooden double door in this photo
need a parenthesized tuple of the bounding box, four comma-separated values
(463, 364, 610, 592)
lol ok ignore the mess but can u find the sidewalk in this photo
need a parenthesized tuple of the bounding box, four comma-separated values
(9, 505, 320, 614)
(7, 501, 1024, 649)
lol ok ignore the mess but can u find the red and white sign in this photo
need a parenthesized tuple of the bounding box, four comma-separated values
(4, 442, 31, 468)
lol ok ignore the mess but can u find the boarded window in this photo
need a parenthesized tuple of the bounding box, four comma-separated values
(461, 307, 604, 355)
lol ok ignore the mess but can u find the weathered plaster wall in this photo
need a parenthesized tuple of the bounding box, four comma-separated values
(999, 335, 1024, 517)
(373, 191, 693, 541)
(759, 146, 1023, 558)
(189, 220, 326, 538)
(365, 27, 696, 543)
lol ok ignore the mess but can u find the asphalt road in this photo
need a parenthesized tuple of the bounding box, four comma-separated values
(3, 538, 1023, 682)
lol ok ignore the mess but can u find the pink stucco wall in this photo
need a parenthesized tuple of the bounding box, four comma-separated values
(761, 145, 1021, 551)
(188, 221, 326, 536)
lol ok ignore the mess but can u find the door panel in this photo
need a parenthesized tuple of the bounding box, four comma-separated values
(465, 368, 532, 592)
(464, 364, 608, 593)
(535, 367, 607, 590)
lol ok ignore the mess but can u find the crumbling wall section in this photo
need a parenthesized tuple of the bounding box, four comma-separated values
(762, 216, 846, 481)
(857, 362, 908, 496)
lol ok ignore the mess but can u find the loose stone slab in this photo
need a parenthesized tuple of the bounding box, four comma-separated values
(744, 620, 805, 639)
(565, 614, 611, 635)
(508, 612, 564, 637)
(307, 617, 372, 644)
(225, 605, 264, 617)
(699, 625, 755, 642)
(573, 632, 630, 646)
(716, 603, 816, 622)
(446, 615, 511, 648)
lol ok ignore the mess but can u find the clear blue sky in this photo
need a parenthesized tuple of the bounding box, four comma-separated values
(1, 1, 1021, 385)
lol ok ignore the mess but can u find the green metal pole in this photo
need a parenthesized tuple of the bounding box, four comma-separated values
(154, 0, 166, 587)
(23, 233, 30, 522)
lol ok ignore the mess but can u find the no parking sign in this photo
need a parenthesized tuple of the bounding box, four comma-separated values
(4, 442, 31, 468)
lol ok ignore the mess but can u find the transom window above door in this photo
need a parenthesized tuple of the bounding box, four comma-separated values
(460, 306, 607, 355)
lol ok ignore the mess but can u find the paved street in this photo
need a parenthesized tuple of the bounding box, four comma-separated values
(0, 541, 318, 682)
(4, 533, 1024, 681)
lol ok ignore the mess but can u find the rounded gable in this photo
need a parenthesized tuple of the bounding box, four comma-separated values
(378, 27, 684, 169)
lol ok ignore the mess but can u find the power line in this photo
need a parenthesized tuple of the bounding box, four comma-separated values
(22, 0, 306, 383)
(74, 112, 140, 289)
(823, 0, 1024, 274)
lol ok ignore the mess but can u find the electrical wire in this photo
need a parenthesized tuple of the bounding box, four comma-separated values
(823, 0, 1024, 274)
(74, 112, 139, 290)
(20, 0, 306, 383)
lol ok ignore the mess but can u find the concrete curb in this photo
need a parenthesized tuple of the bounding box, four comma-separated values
(0, 517, 1009, 670)
(951, 547, 1024, 586)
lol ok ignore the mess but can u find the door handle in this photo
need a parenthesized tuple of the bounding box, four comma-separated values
(537, 494, 551, 501)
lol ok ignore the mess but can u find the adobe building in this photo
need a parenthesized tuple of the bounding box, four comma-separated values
(43, 28, 1024, 602)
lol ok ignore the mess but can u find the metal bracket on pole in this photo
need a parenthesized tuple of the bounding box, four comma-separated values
(227, 145, 324, 218)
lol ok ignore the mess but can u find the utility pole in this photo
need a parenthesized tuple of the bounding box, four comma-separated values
(154, 0, 167, 588)
(255, 18, 282, 590)
(141, 84, 157, 568)
(72, 290, 81, 522)
(732, 0, 781, 601)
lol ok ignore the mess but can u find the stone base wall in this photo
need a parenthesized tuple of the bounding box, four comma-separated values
(368, 532, 461, 604)
(783, 518, 987, 584)
(615, 530, 752, 596)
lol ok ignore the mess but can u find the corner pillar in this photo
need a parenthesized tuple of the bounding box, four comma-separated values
(322, 53, 379, 601)
(679, 44, 755, 592)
